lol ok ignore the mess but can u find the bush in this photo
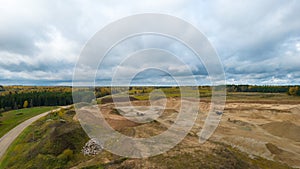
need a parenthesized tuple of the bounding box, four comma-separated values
(58, 149, 73, 162)
(0, 108, 5, 113)
(288, 86, 300, 96)
(58, 109, 65, 118)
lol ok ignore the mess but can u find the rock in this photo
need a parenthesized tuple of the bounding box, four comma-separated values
(82, 138, 103, 156)
(136, 112, 145, 116)
(216, 111, 223, 115)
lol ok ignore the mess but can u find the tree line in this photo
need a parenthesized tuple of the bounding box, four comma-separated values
(226, 85, 289, 93)
(0, 91, 73, 112)
(226, 85, 300, 96)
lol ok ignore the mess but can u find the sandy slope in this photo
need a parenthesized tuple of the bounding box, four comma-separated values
(209, 102, 300, 168)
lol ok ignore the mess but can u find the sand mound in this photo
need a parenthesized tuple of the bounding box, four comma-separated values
(262, 121, 300, 142)
(266, 143, 283, 155)
(290, 105, 300, 114)
(101, 96, 138, 104)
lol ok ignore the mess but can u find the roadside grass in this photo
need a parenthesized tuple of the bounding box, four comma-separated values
(0, 121, 32, 169)
(0, 109, 91, 169)
(0, 107, 56, 138)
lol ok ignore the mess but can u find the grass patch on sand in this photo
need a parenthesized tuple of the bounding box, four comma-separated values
(0, 107, 56, 138)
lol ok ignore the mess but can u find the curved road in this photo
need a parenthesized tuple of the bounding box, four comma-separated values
(0, 106, 71, 159)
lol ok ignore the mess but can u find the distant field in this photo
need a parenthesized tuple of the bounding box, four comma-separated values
(97, 87, 300, 104)
(226, 92, 300, 104)
(130, 87, 211, 100)
(0, 107, 56, 138)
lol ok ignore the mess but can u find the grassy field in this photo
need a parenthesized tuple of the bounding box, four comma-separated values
(129, 87, 211, 100)
(128, 87, 300, 103)
(97, 86, 300, 104)
(225, 92, 300, 103)
(0, 107, 56, 138)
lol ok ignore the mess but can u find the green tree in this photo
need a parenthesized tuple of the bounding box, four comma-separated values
(30, 99, 33, 107)
(14, 102, 18, 110)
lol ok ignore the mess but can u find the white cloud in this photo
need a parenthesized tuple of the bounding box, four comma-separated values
(296, 43, 300, 51)
(34, 27, 79, 64)
(0, 0, 300, 85)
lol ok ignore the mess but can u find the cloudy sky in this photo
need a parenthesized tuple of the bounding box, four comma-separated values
(0, 0, 300, 86)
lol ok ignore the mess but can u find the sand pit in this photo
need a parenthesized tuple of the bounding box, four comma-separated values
(262, 121, 300, 142)
(114, 106, 164, 123)
(76, 98, 300, 168)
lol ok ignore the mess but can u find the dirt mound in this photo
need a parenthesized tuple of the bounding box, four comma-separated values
(262, 121, 300, 142)
(290, 105, 300, 114)
(101, 96, 138, 104)
(228, 119, 253, 127)
(105, 118, 140, 131)
(266, 143, 283, 155)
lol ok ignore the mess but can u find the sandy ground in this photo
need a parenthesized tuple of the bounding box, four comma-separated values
(75, 98, 300, 168)
(207, 102, 300, 168)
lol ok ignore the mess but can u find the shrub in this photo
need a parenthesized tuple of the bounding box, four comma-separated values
(58, 109, 65, 118)
(288, 86, 300, 96)
(58, 149, 73, 162)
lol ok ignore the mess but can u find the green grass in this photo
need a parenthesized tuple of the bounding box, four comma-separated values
(0, 107, 56, 138)
(0, 121, 33, 169)
(81, 165, 104, 169)
(0, 109, 91, 169)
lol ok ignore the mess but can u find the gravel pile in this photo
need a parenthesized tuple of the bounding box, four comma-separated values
(82, 138, 103, 156)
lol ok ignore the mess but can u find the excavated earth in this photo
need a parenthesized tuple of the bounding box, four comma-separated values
(74, 98, 300, 168)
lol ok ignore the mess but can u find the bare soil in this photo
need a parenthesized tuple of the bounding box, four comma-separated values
(73, 98, 300, 168)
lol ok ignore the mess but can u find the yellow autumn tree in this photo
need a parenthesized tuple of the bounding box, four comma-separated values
(58, 108, 65, 118)
(288, 86, 299, 96)
(23, 100, 28, 108)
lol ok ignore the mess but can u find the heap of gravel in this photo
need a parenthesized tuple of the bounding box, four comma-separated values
(82, 138, 103, 156)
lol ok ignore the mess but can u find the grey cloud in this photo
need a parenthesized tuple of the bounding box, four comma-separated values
(0, 0, 300, 85)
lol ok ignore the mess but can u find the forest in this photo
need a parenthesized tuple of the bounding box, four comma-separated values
(0, 85, 299, 113)
(226, 85, 300, 96)
(0, 91, 73, 112)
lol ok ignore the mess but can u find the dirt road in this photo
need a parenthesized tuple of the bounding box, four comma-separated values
(0, 106, 71, 159)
